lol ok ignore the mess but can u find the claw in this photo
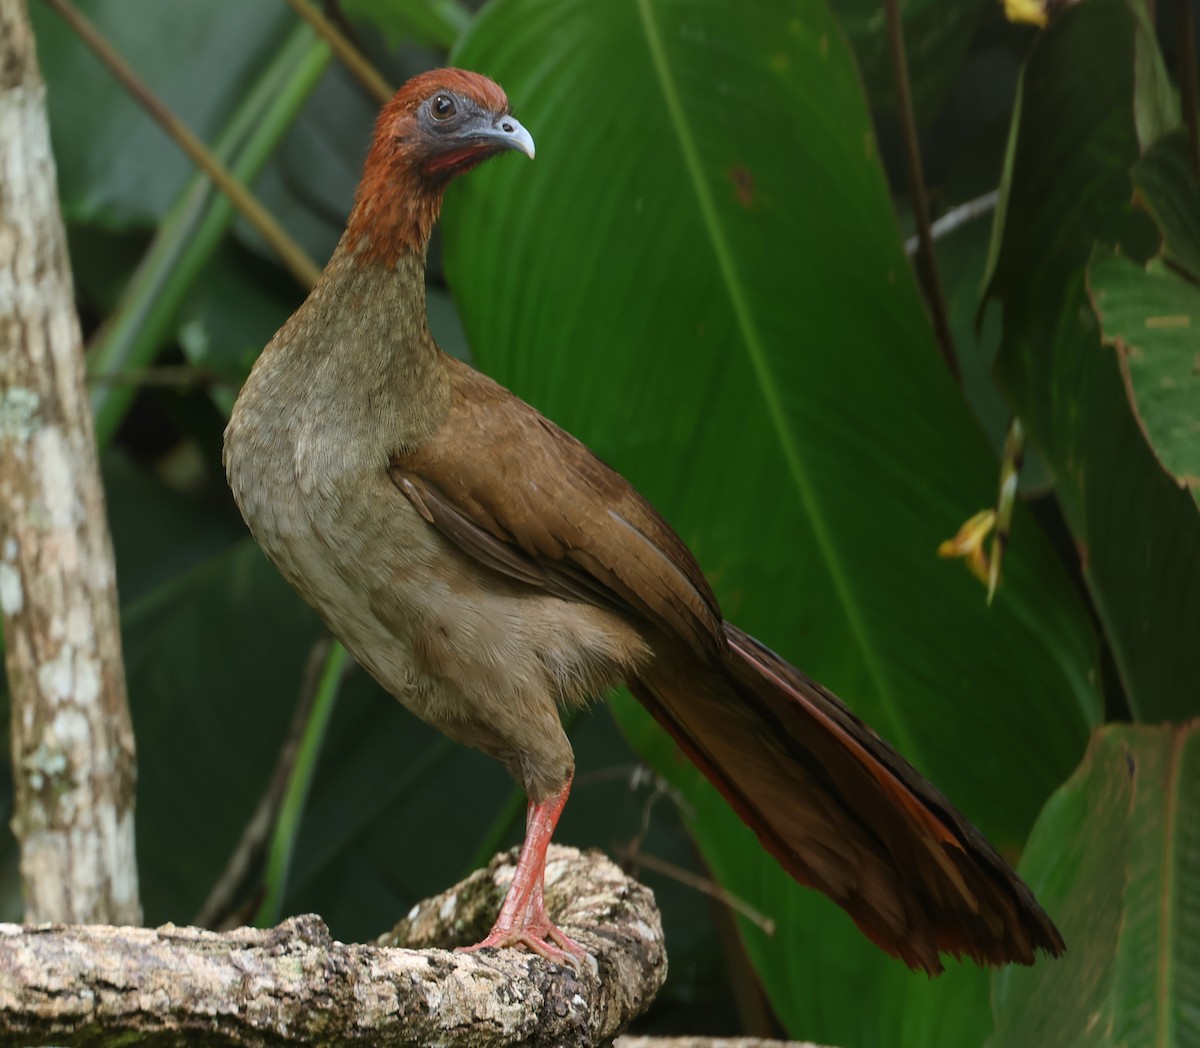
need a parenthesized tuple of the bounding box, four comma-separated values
(460, 921, 586, 970)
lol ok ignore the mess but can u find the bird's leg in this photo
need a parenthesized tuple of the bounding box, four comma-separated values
(460, 774, 587, 963)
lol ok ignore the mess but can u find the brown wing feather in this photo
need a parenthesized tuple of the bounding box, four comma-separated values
(390, 357, 723, 659)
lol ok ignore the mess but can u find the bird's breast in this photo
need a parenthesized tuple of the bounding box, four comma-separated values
(223, 358, 651, 746)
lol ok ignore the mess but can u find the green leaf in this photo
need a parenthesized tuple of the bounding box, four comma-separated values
(341, 0, 470, 50)
(1088, 247, 1200, 489)
(832, 0, 989, 118)
(990, 723, 1200, 1048)
(984, 0, 1200, 722)
(1084, 130, 1200, 491)
(1134, 130, 1200, 282)
(448, 0, 1099, 1041)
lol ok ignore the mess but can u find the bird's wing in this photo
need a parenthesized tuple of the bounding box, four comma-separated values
(389, 357, 724, 659)
(390, 361, 1066, 974)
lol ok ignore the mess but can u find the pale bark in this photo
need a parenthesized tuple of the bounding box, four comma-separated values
(0, 0, 140, 924)
(0, 846, 666, 1046)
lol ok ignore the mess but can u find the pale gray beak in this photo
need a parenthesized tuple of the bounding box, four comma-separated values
(482, 114, 535, 159)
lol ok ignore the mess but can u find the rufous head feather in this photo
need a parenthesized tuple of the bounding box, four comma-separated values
(345, 69, 534, 268)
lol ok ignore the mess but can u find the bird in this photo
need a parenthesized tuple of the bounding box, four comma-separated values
(224, 67, 1065, 974)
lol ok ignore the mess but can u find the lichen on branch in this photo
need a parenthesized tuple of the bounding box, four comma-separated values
(0, 846, 667, 1047)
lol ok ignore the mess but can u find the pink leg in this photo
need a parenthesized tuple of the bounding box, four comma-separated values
(459, 775, 587, 964)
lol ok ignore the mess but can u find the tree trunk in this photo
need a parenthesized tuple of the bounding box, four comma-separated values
(0, 0, 141, 925)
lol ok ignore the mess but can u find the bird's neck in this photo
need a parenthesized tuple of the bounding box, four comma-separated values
(253, 235, 451, 456)
(345, 152, 444, 269)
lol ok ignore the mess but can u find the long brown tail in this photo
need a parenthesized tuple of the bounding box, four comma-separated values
(630, 623, 1064, 974)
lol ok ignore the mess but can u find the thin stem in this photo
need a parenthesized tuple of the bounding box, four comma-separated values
(43, 0, 320, 289)
(883, 0, 960, 383)
(321, 0, 363, 44)
(1179, 0, 1199, 179)
(255, 641, 350, 927)
(282, 0, 393, 105)
(616, 846, 776, 936)
(988, 416, 1025, 605)
(904, 190, 1000, 256)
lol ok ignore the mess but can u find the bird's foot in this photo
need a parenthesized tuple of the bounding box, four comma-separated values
(460, 918, 587, 969)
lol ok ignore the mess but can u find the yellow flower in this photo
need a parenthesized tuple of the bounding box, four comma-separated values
(1002, 0, 1048, 26)
(938, 509, 997, 587)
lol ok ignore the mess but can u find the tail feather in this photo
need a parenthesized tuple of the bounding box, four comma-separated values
(631, 622, 1064, 974)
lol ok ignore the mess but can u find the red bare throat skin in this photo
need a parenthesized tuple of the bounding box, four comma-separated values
(424, 145, 494, 177)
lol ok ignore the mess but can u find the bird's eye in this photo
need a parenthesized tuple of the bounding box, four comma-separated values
(431, 94, 456, 120)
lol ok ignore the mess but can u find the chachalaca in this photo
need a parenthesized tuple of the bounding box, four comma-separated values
(224, 68, 1064, 973)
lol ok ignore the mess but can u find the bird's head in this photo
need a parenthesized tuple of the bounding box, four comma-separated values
(347, 69, 534, 267)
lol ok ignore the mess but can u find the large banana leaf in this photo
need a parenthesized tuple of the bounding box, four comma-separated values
(446, 0, 1099, 1043)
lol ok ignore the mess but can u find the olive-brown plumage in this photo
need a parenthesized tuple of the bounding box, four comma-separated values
(224, 68, 1064, 972)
